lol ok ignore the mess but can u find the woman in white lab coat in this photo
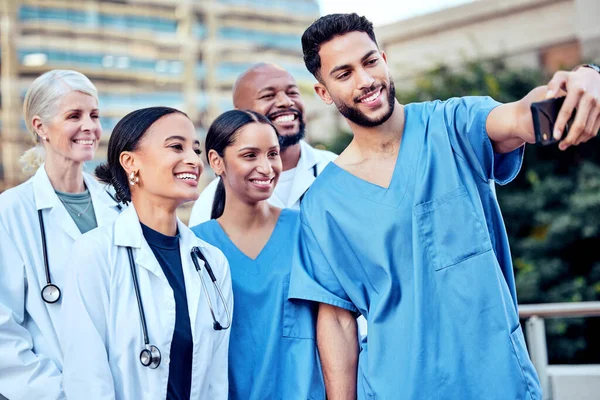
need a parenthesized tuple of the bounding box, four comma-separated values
(0, 70, 121, 400)
(61, 106, 233, 400)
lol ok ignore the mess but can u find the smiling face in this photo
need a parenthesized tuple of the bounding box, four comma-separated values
(233, 65, 305, 149)
(213, 122, 282, 205)
(314, 31, 396, 128)
(128, 113, 203, 207)
(36, 90, 101, 165)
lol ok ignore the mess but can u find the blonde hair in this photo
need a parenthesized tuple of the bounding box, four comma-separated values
(20, 70, 99, 174)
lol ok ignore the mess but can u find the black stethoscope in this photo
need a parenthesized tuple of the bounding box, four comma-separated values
(127, 245, 231, 369)
(37, 189, 122, 304)
(38, 210, 61, 304)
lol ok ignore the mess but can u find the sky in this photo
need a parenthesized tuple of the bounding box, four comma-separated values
(319, 0, 475, 26)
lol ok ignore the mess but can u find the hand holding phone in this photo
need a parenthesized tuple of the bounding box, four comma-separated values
(530, 97, 576, 146)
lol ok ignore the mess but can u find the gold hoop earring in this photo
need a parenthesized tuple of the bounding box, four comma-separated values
(129, 171, 139, 186)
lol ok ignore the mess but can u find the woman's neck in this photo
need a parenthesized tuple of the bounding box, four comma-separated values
(219, 193, 276, 231)
(132, 193, 179, 236)
(44, 156, 85, 193)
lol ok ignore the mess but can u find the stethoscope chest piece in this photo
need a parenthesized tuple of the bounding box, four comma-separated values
(41, 283, 61, 304)
(139, 344, 161, 369)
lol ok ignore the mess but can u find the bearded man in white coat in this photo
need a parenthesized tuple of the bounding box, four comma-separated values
(188, 63, 337, 225)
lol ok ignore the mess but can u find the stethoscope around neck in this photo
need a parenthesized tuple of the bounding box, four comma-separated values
(38, 210, 61, 304)
(126, 245, 231, 369)
(37, 189, 122, 304)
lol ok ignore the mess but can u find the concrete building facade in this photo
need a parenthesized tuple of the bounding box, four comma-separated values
(375, 0, 600, 82)
(0, 0, 320, 191)
(2, 0, 598, 192)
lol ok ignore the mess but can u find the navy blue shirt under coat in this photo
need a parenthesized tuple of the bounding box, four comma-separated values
(141, 223, 193, 400)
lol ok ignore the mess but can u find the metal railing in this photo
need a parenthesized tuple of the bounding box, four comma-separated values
(519, 301, 600, 400)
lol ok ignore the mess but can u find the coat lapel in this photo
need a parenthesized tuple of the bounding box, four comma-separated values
(32, 166, 80, 241)
(113, 205, 166, 282)
(287, 141, 318, 207)
(178, 221, 207, 338)
(84, 174, 122, 227)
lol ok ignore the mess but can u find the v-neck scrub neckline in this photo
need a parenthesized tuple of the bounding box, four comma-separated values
(191, 209, 325, 399)
(212, 209, 288, 267)
(327, 103, 420, 208)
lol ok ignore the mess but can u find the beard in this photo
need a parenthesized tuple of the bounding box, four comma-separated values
(334, 77, 396, 128)
(269, 109, 306, 151)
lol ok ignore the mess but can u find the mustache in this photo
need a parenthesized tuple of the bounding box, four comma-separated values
(267, 108, 302, 120)
(354, 84, 384, 103)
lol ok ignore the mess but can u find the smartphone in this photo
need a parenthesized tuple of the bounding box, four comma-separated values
(530, 96, 577, 146)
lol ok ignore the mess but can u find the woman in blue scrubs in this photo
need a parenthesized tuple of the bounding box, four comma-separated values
(191, 109, 325, 400)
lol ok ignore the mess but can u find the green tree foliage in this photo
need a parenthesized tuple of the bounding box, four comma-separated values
(397, 59, 600, 364)
(322, 58, 600, 364)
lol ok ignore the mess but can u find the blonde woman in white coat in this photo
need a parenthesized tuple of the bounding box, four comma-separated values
(0, 70, 121, 399)
(61, 107, 232, 400)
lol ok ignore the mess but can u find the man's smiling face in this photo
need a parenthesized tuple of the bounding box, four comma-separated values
(233, 64, 306, 149)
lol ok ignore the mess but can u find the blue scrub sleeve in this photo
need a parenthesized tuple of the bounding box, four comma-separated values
(288, 219, 358, 313)
(446, 96, 524, 185)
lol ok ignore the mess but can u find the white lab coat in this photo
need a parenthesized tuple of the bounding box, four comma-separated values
(0, 165, 121, 400)
(61, 204, 232, 400)
(188, 140, 337, 226)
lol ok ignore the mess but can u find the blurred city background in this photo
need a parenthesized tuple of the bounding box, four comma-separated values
(0, 0, 599, 397)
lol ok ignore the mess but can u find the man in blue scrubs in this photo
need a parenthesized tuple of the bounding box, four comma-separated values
(288, 13, 600, 400)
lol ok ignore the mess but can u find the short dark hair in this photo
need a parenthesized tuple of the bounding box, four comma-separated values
(205, 109, 279, 219)
(95, 106, 187, 204)
(302, 13, 377, 81)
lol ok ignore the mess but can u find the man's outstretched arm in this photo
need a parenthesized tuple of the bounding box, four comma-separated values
(487, 66, 600, 153)
(317, 303, 359, 400)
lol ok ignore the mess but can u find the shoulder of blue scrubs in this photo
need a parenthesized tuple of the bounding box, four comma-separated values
(426, 96, 524, 186)
(190, 218, 219, 244)
(279, 207, 300, 225)
(288, 193, 358, 314)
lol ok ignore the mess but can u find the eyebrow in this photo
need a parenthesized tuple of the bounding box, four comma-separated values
(237, 145, 278, 152)
(63, 108, 98, 114)
(165, 135, 200, 146)
(329, 49, 379, 77)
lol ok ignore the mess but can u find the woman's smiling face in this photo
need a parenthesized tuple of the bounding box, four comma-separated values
(130, 113, 203, 206)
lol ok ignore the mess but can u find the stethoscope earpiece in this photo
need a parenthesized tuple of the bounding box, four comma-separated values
(139, 345, 161, 369)
(41, 283, 61, 304)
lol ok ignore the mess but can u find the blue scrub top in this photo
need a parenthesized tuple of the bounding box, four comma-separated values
(289, 97, 542, 400)
(192, 209, 325, 400)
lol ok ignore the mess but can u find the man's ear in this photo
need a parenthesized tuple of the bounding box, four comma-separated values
(314, 83, 333, 105)
(208, 149, 225, 176)
(381, 50, 388, 64)
(119, 151, 137, 176)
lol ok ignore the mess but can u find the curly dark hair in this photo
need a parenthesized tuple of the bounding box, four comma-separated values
(302, 13, 378, 81)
